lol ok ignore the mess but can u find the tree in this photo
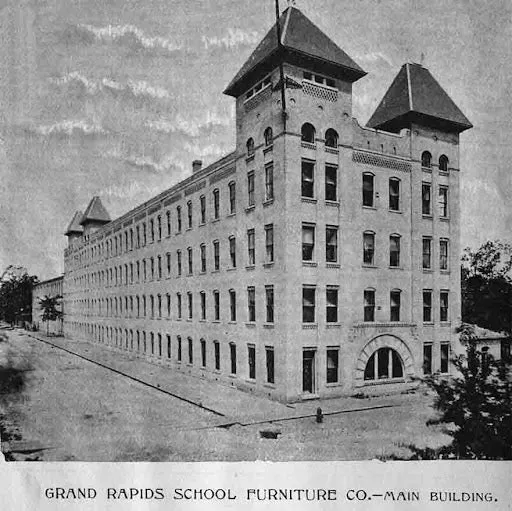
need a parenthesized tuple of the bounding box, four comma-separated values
(0, 273, 38, 326)
(424, 324, 512, 460)
(461, 240, 512, 334)
(38, 295, 63, 336)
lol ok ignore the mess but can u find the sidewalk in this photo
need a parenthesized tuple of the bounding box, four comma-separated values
(22, 330, 404, 427)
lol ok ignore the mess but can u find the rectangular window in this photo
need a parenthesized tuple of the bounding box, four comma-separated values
(158, 294, 162, 318)
(325, 165, 337, 201)
(390, 290, 401, 322)
(389, 178, 400, 211)
(229, 289, 237, 321)
(363, 232, 375, 265)
(166, 253, 171, 276)
(390, 235, 400, 267)
(200, 291, 206, 320)
(364, 289, 375, 322)
(207, 291, 217, 322)
(440, 343, 450, 373)
(214, 341, 220, 370)
(230, 343, 237, 374)
(157, 256, 162, 279)
(188, 338, 193, 364)
(213, 189, 220, 219)
(302, 224, 315, 261)
(187, 292, 193, 319)
(439, 186, 448, 218)
(326, 226, 338, 263)
(440, 239, 449, 270)
(177, 206, 182, 232)
(363, 173, 374, 207)
(247, 287, 256, 322)
(326, 348, 339, 384)
(167, 335, 171, 359)
(248, 344, 256, 379)
(301, 160, 314, 198)
(200, 195, 206, 224)
(229, 182, 236, 214)
(177, 293, 182, 319)
(302, 286, 316, 323)
(247, 229, 255, 266)
(422, 182, 432, 215)
(440, 290, 449, 322)
(265, 285, 274, 323)
(265, 163, 274, 201)
(177, 250, 182, 276)
(423, 343, 433, 375)
(422, 237, 432, 269)
(166, 294, 171, 317)
(423, 290, 432, 322)
(166, 211, 171, 236)
(229, 237, 236, 268)
(213, 240, 220, 271)
(326, 287, 338, 323)
(201, 339, 206, 368)
(177, 336, 182, 362)
(247, 172, 255, 207)
(200, 244, 206, 273)
(187, 247, 193, 275)
(265, 224, 274, 263)
(187, 201, 193, 229)
(266, 347, 274, 384)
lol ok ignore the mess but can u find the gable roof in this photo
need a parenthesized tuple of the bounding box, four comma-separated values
(224, 7, 366, 97)
(367, 62, 472, 133)
(80, 197, 110, 226)
(64, 210, 84, 236)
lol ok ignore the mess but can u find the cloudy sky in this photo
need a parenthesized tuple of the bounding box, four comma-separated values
(0, 0, 510, 280)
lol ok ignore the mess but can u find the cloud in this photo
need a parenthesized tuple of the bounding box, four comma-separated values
(51, 72, 170, 102)
(103, 181, 161, 200)
(121, 152, 186, 175)
(63, 23, 182, 55)
(201, 28, 261, 50)
(356, 51, 394, 67)
(183, 141, 227, 160)
(146, 110, 234, 137)
(28, 119, 107, 138)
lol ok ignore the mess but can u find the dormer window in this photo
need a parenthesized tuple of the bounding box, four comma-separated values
(301, 123, 316, 144)
(246, 138, 255, 157)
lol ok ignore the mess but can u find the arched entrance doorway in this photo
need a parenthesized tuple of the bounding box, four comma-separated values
(355, 334, 415, 386)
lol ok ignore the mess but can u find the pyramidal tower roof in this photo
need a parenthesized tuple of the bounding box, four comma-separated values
(367, 62, 472, 133)
(79, 196, 110, 226)
(64, 211, 84, 236)
(224, 6, 366, 97)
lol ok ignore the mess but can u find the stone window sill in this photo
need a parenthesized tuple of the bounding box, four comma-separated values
(263, 199, 274, 207)
(302, 323, 318, 329)
(302, 261, 318, 267)
(301, 197, 317, 204)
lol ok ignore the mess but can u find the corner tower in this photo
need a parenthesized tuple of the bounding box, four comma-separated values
(64, 210, 84, 247)
(80, 196, 110, 236)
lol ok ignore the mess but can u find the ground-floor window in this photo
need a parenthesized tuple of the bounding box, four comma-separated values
(302, 349, 316, 393)
(423, 343, 433, 375)
(440, 343, 450, 373)
(326, 348, 339, 383)
(364, 347, 403, 380)
(266, 346, 274, 384)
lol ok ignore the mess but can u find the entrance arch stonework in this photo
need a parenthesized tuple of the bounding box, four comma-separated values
(354, 334, 415, 386)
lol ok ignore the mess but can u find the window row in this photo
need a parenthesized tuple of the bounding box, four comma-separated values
(421, 151, 450, 172)
(70, 224, 275, 289)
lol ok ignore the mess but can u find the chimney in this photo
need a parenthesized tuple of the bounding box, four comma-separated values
(192, 160, 203, 173)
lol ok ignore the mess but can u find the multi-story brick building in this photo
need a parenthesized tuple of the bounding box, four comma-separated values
(32, 275, 64, 335)
(62, 6, 472, 402)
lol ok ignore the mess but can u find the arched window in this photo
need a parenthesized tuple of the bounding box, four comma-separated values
(246, 137, 255, 157)
(264, 127, 273, 147)
(364, 348, 403, 380)
(421, 151, 432, 168)
(301, 123, 316, 143)
(325, 128, 338, 148)
(439, 154, 449, 172)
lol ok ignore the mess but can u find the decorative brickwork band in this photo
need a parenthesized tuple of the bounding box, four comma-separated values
(209, 166, 236, 185)
(302, 81, 338, 102)
(353, 151, 412, 173)
(244, 86, 271, 112)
